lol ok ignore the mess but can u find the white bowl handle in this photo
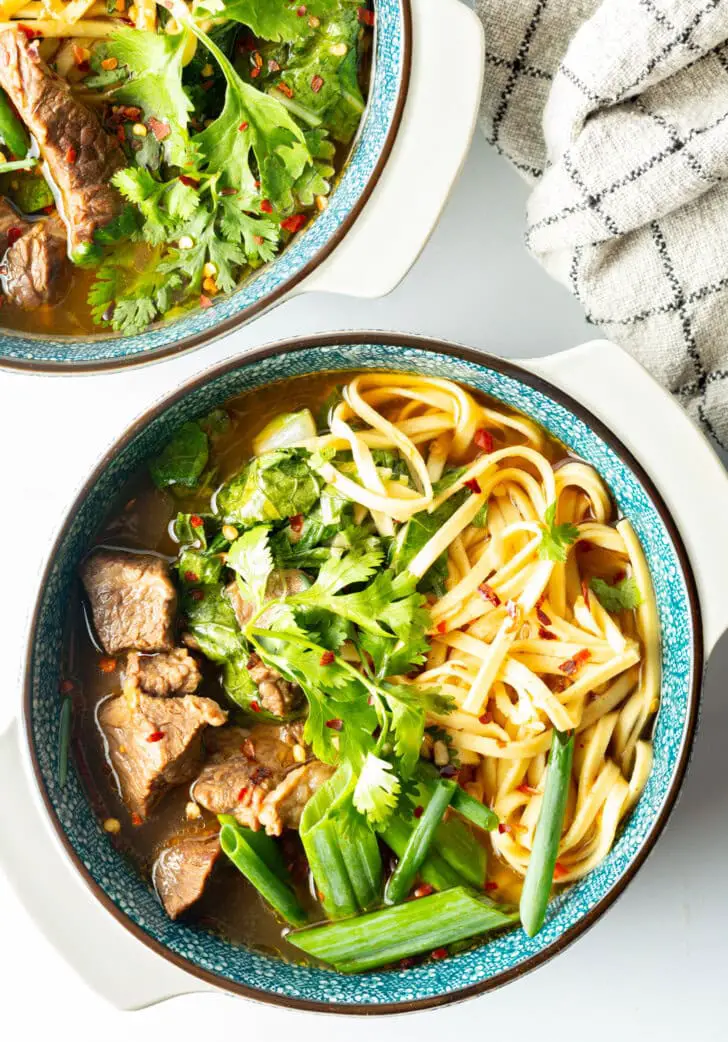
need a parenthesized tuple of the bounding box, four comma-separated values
(519, 339, 728, 655)
(303, 0, 485, 298)
(0, 722, 219, 1008)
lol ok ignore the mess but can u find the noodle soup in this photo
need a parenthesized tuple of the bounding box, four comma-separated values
(64, 371, 659, 969)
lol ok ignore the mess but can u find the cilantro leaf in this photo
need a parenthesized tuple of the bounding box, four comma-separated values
(227, 525, 274, 607)
(99, 29, 194, 165)
(353, 753, 401, 825)
(590, 576, 643, 612)
(538, 502, 579, 563)
(149, 420, 209, 489)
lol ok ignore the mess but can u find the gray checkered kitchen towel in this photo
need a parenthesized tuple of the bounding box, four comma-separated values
(476, 0, 728, 447)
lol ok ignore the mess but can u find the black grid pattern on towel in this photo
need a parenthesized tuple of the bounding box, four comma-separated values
(477, 0, 728, 449)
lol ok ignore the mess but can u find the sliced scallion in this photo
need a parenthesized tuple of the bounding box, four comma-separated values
(218, 818, 307, 927)
(385, 780, 455, 904)
(288, 886, 518, 973)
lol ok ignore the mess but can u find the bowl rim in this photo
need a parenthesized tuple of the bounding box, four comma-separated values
(22, 332, 704, 1014)
(0, 2, 412, 376)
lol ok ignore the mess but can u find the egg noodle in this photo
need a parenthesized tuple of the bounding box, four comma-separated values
(295, 373, 661, 884)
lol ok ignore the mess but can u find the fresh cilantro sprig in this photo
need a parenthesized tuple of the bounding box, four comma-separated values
(538, 502, 580, 563)
(590, 576, 643, 612)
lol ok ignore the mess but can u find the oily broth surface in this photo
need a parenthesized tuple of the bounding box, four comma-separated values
(67, 370, 622, 960)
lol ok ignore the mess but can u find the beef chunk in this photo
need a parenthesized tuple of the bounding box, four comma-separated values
(126, 648, 201, 697)
(192, 722, 332, 835)
(245, 653, 300, 716)
(152, 832, 220, 920)
(258, 761, 335, 836)
(6, 214, 70, 308)
(0, 30, 125, 250)
(81, 550, 177, 655)
(98, 692, 227, 817)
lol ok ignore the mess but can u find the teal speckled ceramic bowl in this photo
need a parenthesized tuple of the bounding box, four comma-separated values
(23, 334, 702, 1013)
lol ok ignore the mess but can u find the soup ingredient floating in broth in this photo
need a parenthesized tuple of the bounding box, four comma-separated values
(71, 371, 661, 969)
(0, 0, 373, 334)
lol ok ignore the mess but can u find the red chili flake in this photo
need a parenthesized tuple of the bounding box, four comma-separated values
(60, 679, 74, 694)
(413, 884, 434, 898)
(178, 174, 200, 188)
(517, 783, 538, 795)
(281, 213, 307, 234)
(252, 50, 263, 67)
(220, 187, 238, 196)
(431, 947, 448, 961)
(250, 67, 260, 78)
(478, 583, 501, 607)
(190, 514, 204, 528)
(254, 180, 261, 188)
(311, 74, 324, 93)
(237, 787, 249, 801)
(66, 147, 78, 164)
(201, 79, 214, 92)
(497, 822, 511, 835)
(148, 117, 171, 141)
(189, 589, 205, 602)
(289, 514, 304, 533)
(464, 477, 482, 494)
(413, 805, 424, 819)
(199, 294, 213, 309)
(474, 428, 493, 453)
(250, 701, 261, 713)
(320, 650, 335, 666)
(276, 82, 294, 98)
(559, 648, 591, 675)
(536, 606, 551, 626)
(99, 656, 117, 673)
(147, 730, 165, 742)
(253, 234, 264, 245)
(268, 59, 280, 72)
(238, 121, 249, 132)
(184, 571, 199, 583)
(357, 6, 375, 25)
(581, 579, 590, 607)
(325, 718, 343, 731)
(478, 711, 492, 725)
(7, 226, 22, 247)
(538, 626, 557, 640)
(436, 620, 447, 634)
(484, 881, 499, 892)
(17, 24, 39, 39)
(553, 862, 568, 880)
(260, 198, 273, 214)
(131, 812, 143, 826)
(116, 125, 126, 144)
(296, 4, 307, 14)
(43, 204, 55, 215)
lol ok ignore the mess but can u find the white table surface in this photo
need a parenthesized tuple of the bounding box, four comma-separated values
(2, 133, 727, 1041)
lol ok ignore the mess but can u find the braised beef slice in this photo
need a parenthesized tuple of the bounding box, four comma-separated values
(192, 722, 333, 835)
(81, 550, 177, 655)
(152, 832, 220, 920)
(0, 30, 125, 250)
(6, 214, 70, 308)
(226, 571, 307, 716)
(98, 692, 227, 818)
(126, 648, 202, 697)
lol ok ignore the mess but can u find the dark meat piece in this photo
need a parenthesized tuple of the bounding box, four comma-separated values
(258, 761, 334, 836)
(226, 570, 308, 716)
(98, 692, 227, 818)
(152, 832, 220, 920)
(126, 648, 202, 697)
(192, 722, 333, 835)
(6, 214, 70, 308)
(0, 30, 125, 250)
(245, 653, 300, 717)
(81, 550, 177, 655)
